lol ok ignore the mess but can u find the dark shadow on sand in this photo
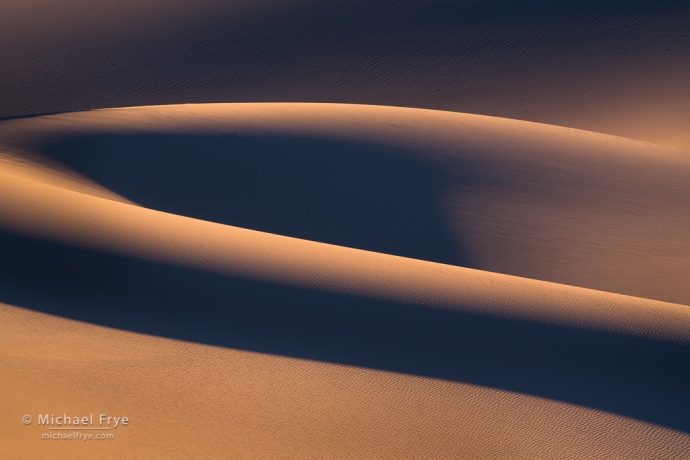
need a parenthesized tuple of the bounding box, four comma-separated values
(2, 0, 688, 118)
(1, 231, 689, 433)
(42, 132, 470, 267)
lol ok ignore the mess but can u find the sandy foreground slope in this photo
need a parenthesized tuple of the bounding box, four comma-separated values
(1, 103, 690, 458)
(1, 0, 689, 149)
(1, 303, 689, 460)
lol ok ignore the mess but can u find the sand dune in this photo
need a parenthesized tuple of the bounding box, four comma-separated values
(4, 1, 690, 457)
(1, 0, 689, 148)
(2, 103, 688, 305)
(2, 303, 690, 460)
(1, 103, 690, 458)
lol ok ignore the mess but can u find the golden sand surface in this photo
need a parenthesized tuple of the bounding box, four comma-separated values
(1, 104, 689, 458)
(4, 2, 690, 457)
(1, 1, 689, 149)
(2, 103, 688, 305)
(2, 303, 689, 460)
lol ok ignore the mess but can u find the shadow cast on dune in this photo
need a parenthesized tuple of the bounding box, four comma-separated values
(1, 231, 689, 433)
(43, 132, 470, 267)
(3, 0, 690, 152)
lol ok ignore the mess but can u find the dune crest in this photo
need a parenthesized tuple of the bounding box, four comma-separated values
(2, 103, 688, 305)
(2, 103, 690, 458)
(1, 0, 689, 148)
(4, 0, 690, 456)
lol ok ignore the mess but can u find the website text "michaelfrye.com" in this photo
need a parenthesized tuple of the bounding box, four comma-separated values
(22, 413, 129, 441)
(42, 431, 115, 441)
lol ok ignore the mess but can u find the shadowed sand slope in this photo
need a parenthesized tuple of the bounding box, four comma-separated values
(1, 103, 688, 305)
(1, 103, 690, 458)
(2, 303, 690, 460)
(1, 0, 689, 148)
(4, 1, 690, 457)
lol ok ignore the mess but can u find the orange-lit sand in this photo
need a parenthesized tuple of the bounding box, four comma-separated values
(1, 1, 689, 149)
(1, 103, 689, 458)
(2, 303, 689, 460)
(2, 103, 688, 305)
(3, 1, 690, 457)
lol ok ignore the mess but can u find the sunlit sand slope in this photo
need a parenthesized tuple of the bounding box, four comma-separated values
(2, 103, 688, 305)
(1, 103, 689, 458)
(1, 303, 689, 460)
(1, 162, 689, 340)
(1, 0, 689, 148)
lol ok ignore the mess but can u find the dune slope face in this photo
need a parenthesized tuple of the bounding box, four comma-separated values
(1, 0, 689, 148)
(2, 103, 689, 305)
(1, 103, 690, 459)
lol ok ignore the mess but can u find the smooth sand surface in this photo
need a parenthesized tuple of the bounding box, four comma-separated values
(4, 2, 689, 457)
(1, 0, 689, 149)
(2, 103, 688, 305)
(1, 103, 690, 458)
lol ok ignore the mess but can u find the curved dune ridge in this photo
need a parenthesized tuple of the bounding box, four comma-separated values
(1, 103, 690, 458)
(1, 0, 689, 149)
(2, 103, 689, 305)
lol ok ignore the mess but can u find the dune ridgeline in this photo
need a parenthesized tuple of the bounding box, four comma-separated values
(0, 103, 689, 458)
(2, 0, 690, 458)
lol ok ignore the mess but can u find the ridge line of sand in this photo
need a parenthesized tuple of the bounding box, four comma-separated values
(1, 168, 688, 345)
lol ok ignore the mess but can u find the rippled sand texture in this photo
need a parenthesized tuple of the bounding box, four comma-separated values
(0, 104, 689, 459)
(2, 1, 690, 458)
(1, 1, 689, 148)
